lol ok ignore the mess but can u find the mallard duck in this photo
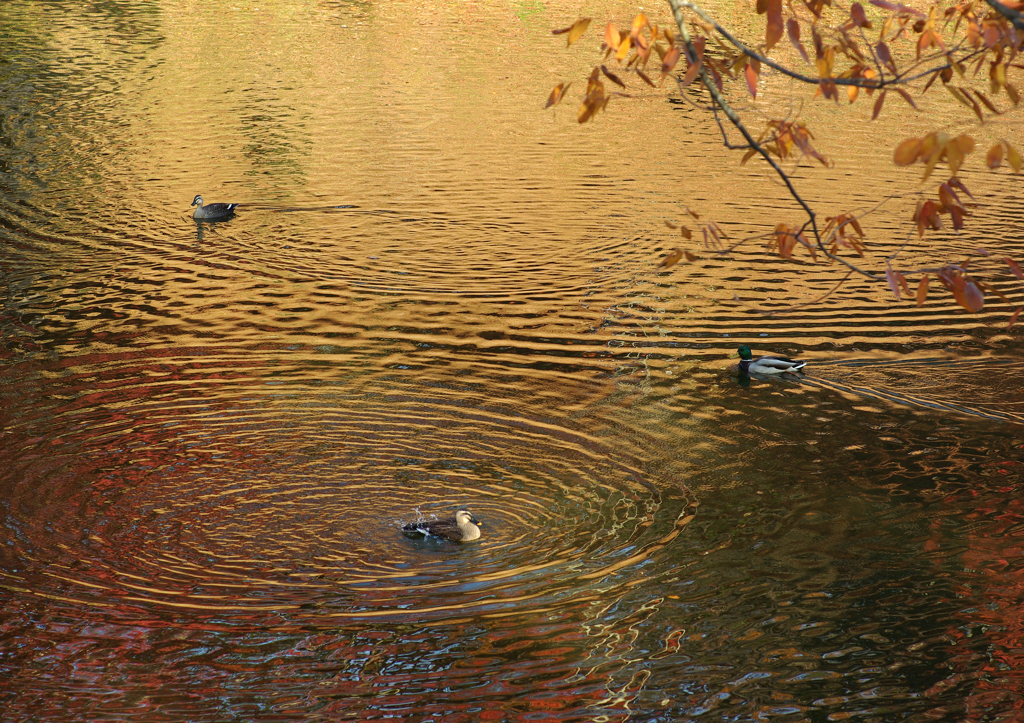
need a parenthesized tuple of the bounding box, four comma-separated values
(737, 344, 807, 374)
(191, 194, 237, 220)
(402, 510, 481, 542)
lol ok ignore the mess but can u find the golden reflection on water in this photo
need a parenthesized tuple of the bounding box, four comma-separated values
(1, 0, 1024, 720)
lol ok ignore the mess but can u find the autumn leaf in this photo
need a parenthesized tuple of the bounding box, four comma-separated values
(986, 142, 1005, 169)
(544, 82, 572, 109)
(916, 275, 929, 306)
(874, 42, 897, 74)
(869, 0, 926, 17)
(1005, 257, 1024, 280)
(661, 45, 681, 75)
(1006, 142, 1022, 172)
(601, 65, 626, 88)
(885, 264, 902, 300)
(872, 90, 887, 119)
(604, 22, 620, 50)
(745, 61, 759, 98)
(553, 18, 591, 47)
(658, 248, 684, 268)
(787, 19, 810, 63)
(766, 0, 784, 50)
(851, 3, 873, 28)
(636, 69, 656, 87)
(1008, 307, 1023, 329)
(893, 137, 922, 165)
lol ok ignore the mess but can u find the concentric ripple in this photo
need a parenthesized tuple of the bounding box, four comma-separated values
(1, 369, 695, 630)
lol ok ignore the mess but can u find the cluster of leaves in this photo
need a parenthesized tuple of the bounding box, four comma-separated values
(546, 0, 1024, 323)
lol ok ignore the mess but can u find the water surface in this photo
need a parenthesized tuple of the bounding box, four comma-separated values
(2, 0, 1024, 720)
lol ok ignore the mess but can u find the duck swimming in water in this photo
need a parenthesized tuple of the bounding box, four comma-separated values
(737, 344, 807, 374)
(402, 510, 481, 542)
(191, 194, 237, 220)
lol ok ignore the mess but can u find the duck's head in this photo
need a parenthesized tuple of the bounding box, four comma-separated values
(737, 345, 753, 361)
(191, 194, 203, 207)
(455, 510, 480, 527)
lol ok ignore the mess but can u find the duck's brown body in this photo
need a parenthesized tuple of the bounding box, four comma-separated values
(402, 510, 481, 542)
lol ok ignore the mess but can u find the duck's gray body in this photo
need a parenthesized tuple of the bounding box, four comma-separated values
(402, 510, 481, 542)
(737, 345, 806, 374)
(191, 194, 237, 220)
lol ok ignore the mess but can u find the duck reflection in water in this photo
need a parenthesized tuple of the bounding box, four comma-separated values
(402, 510, 481, 542)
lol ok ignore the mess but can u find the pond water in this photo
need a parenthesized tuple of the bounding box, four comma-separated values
(2, 0, 1024, 720)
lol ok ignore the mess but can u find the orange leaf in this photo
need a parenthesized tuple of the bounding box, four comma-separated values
(916, 275, 929, 306)
(893, 137, 922, 165)
(987, 143, 1005, 169)
(766, 0, 784, 50)
(685, 250, 698, 262)
(1005, 257, 1024, 280)
(661, 46, 681, 75)
(604, 22, 621, 50)
(744, 61, 759, 98)
(680, 225, 693, 240)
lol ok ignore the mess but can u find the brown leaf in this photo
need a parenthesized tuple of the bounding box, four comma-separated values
(601, 65, 626, 88)
(851, 3, 873, 28)
(680, 225, 693, 240)
(766, 0, 784, 50)
(1005, 257, 1024, 280)
(885, 266, 902, 300)
(986, 143, 1005, 169)
(874, 42, 897, 74)
(893, 137, 922, 165)
(661, 46, 681, 75)
(787, 19, 810, 63)
(664, 220, 678, 229)
(545, 82, 572, 109)
(872, 90, 887, 120)
(869, 0, 926, 17)
(636, 68, 656, 87)
(963, 281, 984, 312)
(680, 59, 701, 87)
(658, 248, 684, 268)
(685, 251, 698, 262)
(1007, 306, 1023, 329)
(916, 275, 929, 306)
(894, 88, 918, 110)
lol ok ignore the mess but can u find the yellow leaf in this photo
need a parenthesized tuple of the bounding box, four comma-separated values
(566, 18, 591, 47)
(1007, 143, 1022, 173)
(893, 137, 922, 166)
